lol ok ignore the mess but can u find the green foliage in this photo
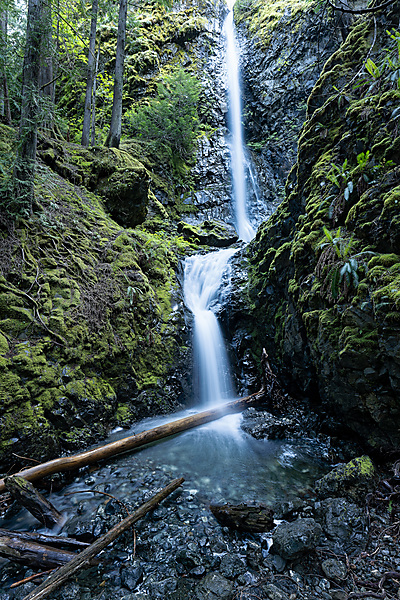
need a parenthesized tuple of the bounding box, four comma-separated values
(319, 226, 355, 261)
(354, 29, 400, 94)
(365, 58, 381, 79)
(317, 227, 359, 299)
(125, 69, 201, 170)
(327, 159, 353, 200)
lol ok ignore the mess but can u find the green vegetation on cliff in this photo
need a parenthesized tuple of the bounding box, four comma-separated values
(247, 3, 400, 449)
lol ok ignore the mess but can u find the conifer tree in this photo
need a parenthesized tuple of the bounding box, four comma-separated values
(106, 0, 127, 149)
(13, 0, 44, 214)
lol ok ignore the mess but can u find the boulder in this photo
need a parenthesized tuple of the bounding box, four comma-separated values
(321, 558, 347, 581)
(96, 163, 149, 227)
(315, 497, 367, 552)
(314, 456, 376, 502)
(178, 220, 239, 247)
(271, 518, 322, 560)
(195, 572, 234, 600)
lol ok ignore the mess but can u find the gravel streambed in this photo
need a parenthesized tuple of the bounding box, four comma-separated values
(0, 412, 399, 600)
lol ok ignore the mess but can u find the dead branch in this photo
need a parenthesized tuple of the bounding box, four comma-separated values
(22, 477, 184, 600)
(0, 391, 264, 494)
(0, 529, 89, 549)
(4, 476, 64, 529)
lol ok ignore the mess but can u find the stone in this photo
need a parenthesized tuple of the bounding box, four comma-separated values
(321, 558, 347, 581)
(96, 163, 150, 228)
(120, 565, 144, 591)
(271, 518, 323, 560)
(315, 497, 367, 551)
(246, 540, 263, 569)
(314, 456, 376, 502)
(195, 572, 234, 600)
(260, 583, 290, 600)
(219, 553, 246, 578)
(178, 220, 239, 247)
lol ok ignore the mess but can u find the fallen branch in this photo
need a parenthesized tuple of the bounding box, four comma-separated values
(0, 536, 77, 570)
(22, 477, 184, 600)
(0, 390, 264, 494)
(210, 502, 275, 532)
(10, 570, 55, 589)
(4, 476, 64, 529)
(0, 529, 89, 550)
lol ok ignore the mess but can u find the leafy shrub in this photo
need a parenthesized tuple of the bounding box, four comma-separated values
(125, 69, 201, 170)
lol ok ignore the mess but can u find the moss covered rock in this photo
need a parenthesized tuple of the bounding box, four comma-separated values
(314, 456, 376, 503)
(246, 1, 400, 449)
(0, 152, 192, 467)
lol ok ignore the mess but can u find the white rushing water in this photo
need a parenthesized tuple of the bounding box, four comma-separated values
(184, 249, 237, 405)
(224, 10, 255, 242)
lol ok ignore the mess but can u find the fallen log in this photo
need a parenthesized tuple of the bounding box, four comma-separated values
(0, 529, 89, 549)
(0, 390, 264, 494)
(210, 502, 275, 533)
(22, 477, 184, 600)
(0, 536, 77, 570)
(4, 476, 64, 529)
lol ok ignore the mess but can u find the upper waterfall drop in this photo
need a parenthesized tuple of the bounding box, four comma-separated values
(224, 10, 255, 243)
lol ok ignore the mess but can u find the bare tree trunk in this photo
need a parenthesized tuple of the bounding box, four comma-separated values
(90, 44, 100, 146)
(13, 0, 44, 214)
(0, 9, 12, 125)
(105, 0, 127, 148)
(38, 0, 54, 133)
(81, 0, 98, 146)
(38, 0, 53, 98)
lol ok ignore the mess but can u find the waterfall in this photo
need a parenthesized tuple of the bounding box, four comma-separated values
(183, 249, 237, 406)
(224, 10, 255, 243)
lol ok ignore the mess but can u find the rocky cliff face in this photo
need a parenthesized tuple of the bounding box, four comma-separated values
(236, 0, 343, 201)
(245, 1, 400, 450)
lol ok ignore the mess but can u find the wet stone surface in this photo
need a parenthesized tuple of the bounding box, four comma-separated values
(1, 452, 400, 600)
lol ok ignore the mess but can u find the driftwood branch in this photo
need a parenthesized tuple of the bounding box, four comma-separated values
(22, 477, 184, 600)
(0, 536, 77, 570)
(0, 529, 89, 550)
(210, 502, 275, 533)
(4, 476, 64, 529)
(0, 391, 264, 494)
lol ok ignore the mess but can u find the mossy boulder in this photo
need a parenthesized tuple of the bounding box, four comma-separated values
(95, 156, 150, 227)
(178, 219, 239, 247)
(38, 140, 150, 227)
(314, 456, 376, 503)
(246, 1, 400, 449)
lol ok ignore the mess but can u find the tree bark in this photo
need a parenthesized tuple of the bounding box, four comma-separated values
(13, 0, 44, 214)
(0, 536, 76, 570)
(0, 529, 89, 550)
(105, 0, 127, 148)
(90, 44, 100, 146)
(0, 391, 264, 494)
(22, 477, 184, 600)
(0, 9, 12, 125)
(38, 0, 53, 101)
(4, 476, 64, 529)
(81, 0, 98, 146)
(210, 503, 275, 532)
